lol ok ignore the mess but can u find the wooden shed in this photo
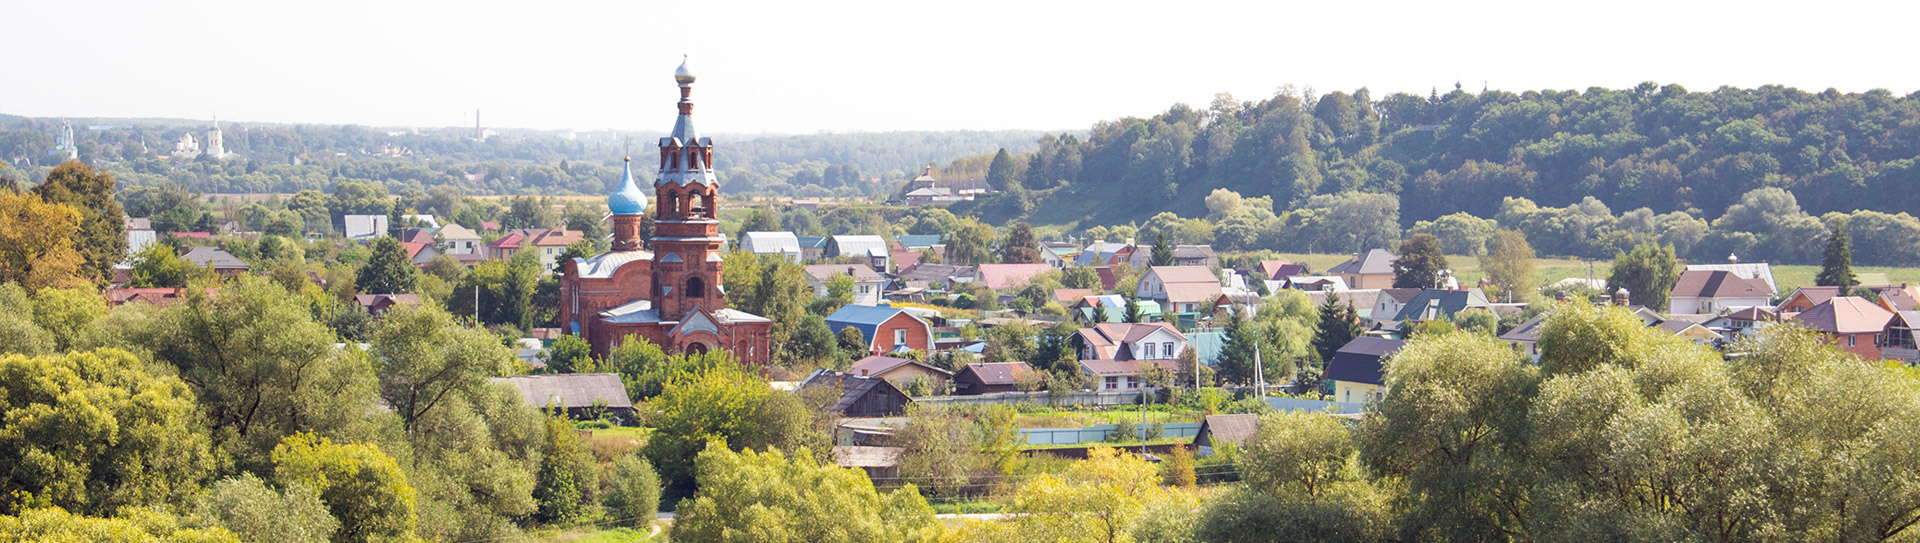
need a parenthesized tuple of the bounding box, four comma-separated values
(797, 369, 914, 418)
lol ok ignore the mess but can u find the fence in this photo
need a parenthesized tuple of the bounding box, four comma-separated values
(912, 390, 1147, 407)
(1264, 396, 1367, 415)
(1020, 422, 1201, 445)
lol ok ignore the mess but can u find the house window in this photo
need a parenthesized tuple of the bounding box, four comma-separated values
(1126, 376, 1139, 389)
(894, 329, 907, 347)
(1163, 342, 1174, 358)
(1848, 335, 1857, 347)
(1142, 343, 1157, 359)
(1104, 376, 1118, 389)
(860, 285, 871, 294)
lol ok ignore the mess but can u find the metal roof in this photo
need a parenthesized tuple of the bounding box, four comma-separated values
(490, 373, 633, 410)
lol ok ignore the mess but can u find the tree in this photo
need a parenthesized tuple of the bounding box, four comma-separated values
(542, 334, 593, 373)
(0, 507, 240, 543)
(837, 325, 870, 358)
(943, 217, 996, 266)
(33, 161, 127, 282)
(1241, 410, 1353, 498)
(736, 208, 780, 241)
(0, 190, 88, 291)
(271, 433, 417, 543)
(371, 304, 515, 432)
(30, 286, 105, 352)
(1214, 307, 1258, 385)
(1816, 218, 1858, 292)
(532, 412, 600, 523)
(671, 446, 939, 543)
(356, 237, 417, 294)
(1151, 233, 1174, 266)
(1062, 266, 1102, 291)
(0, 349, 216, 516)
(1001, 222, 1042, 263)
(1311, 292, 1362, 365)
(986, 148, 1022, 192)
(0, 283, 55, 355)
(128, 243, 212, 289)
(1605, 242, 1682, 310)
(1479, 229, 1537, 303)
(195, 474, 338, 543)
(787, 314, 840, 364)
(602, 454, 661, 528)
(892, 406, 990, 498)
(135, 278, 374, 470)
(998, 446, 1163, 543)
(643, 362, 828, 499)
(1123, 289, 1143, 324)
(1391, 233, 1448, 288)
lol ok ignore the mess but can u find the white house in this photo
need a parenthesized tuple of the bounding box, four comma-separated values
(1370, 288, 1424, 327)
(805, 264, 887, 306)
(437, 223, 482, 255)
(1134, 266, 1222, 314)
(344, 215, 389, 240)
(1669, 270, 1773, 315)
(1075, 322, 1189, 390)
(828, 235, 890, 271)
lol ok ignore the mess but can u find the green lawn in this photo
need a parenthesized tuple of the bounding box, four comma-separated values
(535, 524, 661, 542)
(585, 426, 652, 442)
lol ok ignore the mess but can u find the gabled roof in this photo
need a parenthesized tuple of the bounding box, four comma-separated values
(527, 228, 584, 247)
(805, 264, 885, 283)
(181, 246, 249, 270)
(796, 235, 830, 249)
(1171, 245, 1216, 259)
(1720, 306, 1778, 322)
(1499, 312, 1551, 343)
(975, 263, 1052, 290)
(1052, 289, 1094, 304)
(958, 362, 1033, 385)
(1257, 260, 1306, 280)
(343, 215, 387, 239)
(826, 304, 925, 346)
(1380, 288, 1424, 303)
(1163, 282, 1224, 304)
(1196, 414, 1260, 448)
(830, 235, 888, 257)
(1793, 297, 1895, 334)
(1324, 337, 1405, 386)
(490, 373, 633, 410)
(399, 228, 436, 244)
(851, 355, 953, 379)
(896, 263, 972, 283)
(1327, 249, 1396, 276)
(400, 242, 431, 261)
(1685, 262, 1777, 293)
(353, 293, 420, 308)
(437, 223, 480, 240)
(488, 232, 525, 249)
(1080, 322, 1184, 360)
(1147, 265, 1218, 284)
(1390, 289, 1491, 322)
(1785, 286, 1844, 308)
(1671, 270, 1772, 299)
(895, 234, 944, 249)
(796, 369, 910, 414)
(572, 250, 653, 279)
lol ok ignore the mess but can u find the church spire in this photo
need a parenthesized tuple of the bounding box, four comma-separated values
(658, 57, 716, 188)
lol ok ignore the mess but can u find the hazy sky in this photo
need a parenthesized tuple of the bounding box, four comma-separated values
(3, 0, 1915, 134)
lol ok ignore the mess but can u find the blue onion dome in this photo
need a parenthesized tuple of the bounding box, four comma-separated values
(608, 157, 648, 215)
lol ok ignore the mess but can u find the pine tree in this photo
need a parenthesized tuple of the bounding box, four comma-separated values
(986, 148, 1021, 192)
(1816, 220, 1857, 292)
(1215, 306, 1257, 385)
(1151, 233, 1174, 266)
(357, 237, 418, 294)
(1123, 289, 1143, 324)
(1312, 292, 1362, 364)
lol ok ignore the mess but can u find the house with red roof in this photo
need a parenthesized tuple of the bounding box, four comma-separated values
(106, 287, 217, 308)
(1074, 322, 1189, 390)
(1134, 266, 1222, 314)
(952, 362, 1035, 395)
(973, 263, 1053, 291)
(399, 241, 440, 267)
(1257, 259, 1307, 281)
(1669, 270, 1773, 314)
(1792, 296, 1896, 359)
(485, 231, 525, 261)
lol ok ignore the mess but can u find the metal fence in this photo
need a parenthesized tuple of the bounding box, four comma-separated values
(912, 390, 1147, 407)
(1020, 422, 1202, 445)
(1265, 396, 1367, 415)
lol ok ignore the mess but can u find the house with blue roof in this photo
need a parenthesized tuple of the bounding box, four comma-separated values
(825, 304, 935, 356)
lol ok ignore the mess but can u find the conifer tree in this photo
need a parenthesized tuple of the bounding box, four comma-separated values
(1312, 292, 1363, 364)
(1816, 219, 1857, 292)
(1151, 232, 1174, 266)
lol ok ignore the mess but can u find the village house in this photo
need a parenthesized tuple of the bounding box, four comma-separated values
(1386, 289, 1493, 326)
(828, 235, 890, 271)
(343, 214, 388, 240)
(437, 223, 482, 255)
(1792, 297, 1895, 359)
(796, 235, 830, 261)
(797, 369, 913, 417)
(1686, 256, 1778, 294)
(1039, 241, 1079, 268)
(1075, 322, 1188, 391)
(1192, 413, 1259, 457)
(1882, 311, 1920, 364)
(353, 293, 420, 317)
(849, 355, 953, 391)
(1327, 249, 1396, 290)
(1367, 288, 1423, 326)
(951, 362, 1034, 395)
(519, 227, 584, 273)
(485, 230, 526, 261)
(105, 287, 217, 308)
(1077, 240, 1136, 267)
(1325, 336, 1405, 404)
(974, 263, 1053, 291)
(1125, 244, 1219, 269)
(1668, 270, 1773, 314)
(1703, 306, 1779, 339)
(490, 373, 635, 422)
(1135, 265, 1223, 314)
(740, 231, 802, 263)
(825, 304, 935, 355)
(181, 246, 250, 277)
(1499, 312, 1550, 362)
(805, 264, 886, 306)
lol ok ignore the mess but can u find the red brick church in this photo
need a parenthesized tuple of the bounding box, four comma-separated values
(559, 58, 773, 364)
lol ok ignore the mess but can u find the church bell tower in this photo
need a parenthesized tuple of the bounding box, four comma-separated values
(651, 57, 726, 321)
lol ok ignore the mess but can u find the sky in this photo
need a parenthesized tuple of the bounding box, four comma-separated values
(3, 0, 1916, 134)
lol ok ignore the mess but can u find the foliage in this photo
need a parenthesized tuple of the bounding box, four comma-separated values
(0, 283, 56, 355)
(370, 304, 514, 432)
(355, 238, 417, 295)
(997, 446, 1164, 543)
(0, 349, 216, 516)
(542, 334, 594, 373)
(28, 286, 104, 352)
(270, 433, 417, 543)
(642, 362, 828, 499)
(1479, 229, 1537, 303)
(1390, 233, 1448, 288)
(532, 412, 600, 523)
(1310, 292, 1361, 366)
(943, 217, 997, 266)
(600, 454, 661, 528)
(1605, 241, 1682, 310)
(0, 190, 89, 292)
(194, 474, 338, 543)
(0, 506, 239, 543)
(32, 162, 127, 283)
(1816, 218, 1857, 291)
(1001, 222, 1042, 263)
(672, 446, 939, 543)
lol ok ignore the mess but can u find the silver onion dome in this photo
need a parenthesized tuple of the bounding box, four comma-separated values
(674, 56, 695, 85)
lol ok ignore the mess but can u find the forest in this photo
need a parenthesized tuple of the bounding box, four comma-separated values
(0, 115, 1044, 199)
(950, 83, 1920, 265)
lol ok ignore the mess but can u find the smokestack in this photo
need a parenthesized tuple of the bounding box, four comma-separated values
(475, 109, 481, 140)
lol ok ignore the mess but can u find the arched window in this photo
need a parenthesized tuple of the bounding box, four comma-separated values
(660, 191, 678, 219)
(701, 190, 717, 218)
(686, 275, 706, 298)
(686, 342, 709, 355)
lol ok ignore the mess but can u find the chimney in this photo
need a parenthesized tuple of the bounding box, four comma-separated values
(1615, 287, 1630, 306)
(860, 369, 869, 376)
(1125, 237, 1135, 247)
(1728, 253, 1739, 264)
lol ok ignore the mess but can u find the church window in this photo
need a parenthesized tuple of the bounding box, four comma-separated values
(687, 275, 707, 298)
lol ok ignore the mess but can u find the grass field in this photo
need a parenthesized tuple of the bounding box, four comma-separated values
(1267, 252, 1920, 293)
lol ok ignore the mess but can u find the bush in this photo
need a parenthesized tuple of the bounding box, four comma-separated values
(196, 474, 338, 543)
(602, 454, 661, 528)
(1106, 422, 1140, 443)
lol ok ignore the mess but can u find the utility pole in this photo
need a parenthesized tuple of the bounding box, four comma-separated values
(1254, 343, 1266, 399)
(1140, 385, 1151, 457)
